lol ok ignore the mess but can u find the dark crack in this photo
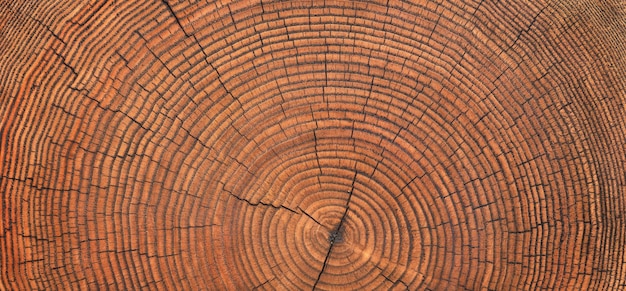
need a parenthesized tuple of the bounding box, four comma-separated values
(298, 207, 324, 227)
(313, 130, 322, 184)
(312, 172, 357, 290)
(252, 278, 274, 290)
(375, 265, 409, 289)
(227, 192, 297, 214)
(160, 0, 190, 37)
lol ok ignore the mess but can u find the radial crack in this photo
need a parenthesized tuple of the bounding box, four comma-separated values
(312, 172, 357, 290)
(332, 172, 356, 242)
(160, 0, 190, 37)
(312, 239, 335, 291)
(299, 207, 324, 227)
(374, 265, 409, 288)
(227, 192, 297, 214)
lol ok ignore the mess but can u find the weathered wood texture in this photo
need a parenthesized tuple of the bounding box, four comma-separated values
(1, 0, 625, 290)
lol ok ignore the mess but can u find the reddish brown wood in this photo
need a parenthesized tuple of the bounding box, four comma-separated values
(1, 0, 625, 290)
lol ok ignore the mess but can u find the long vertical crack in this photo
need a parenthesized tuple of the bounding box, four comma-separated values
(312, 172, 357, 290)
(313, 130, 322, 185)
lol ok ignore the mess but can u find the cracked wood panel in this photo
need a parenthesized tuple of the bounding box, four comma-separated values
(1, 0, 625, 290)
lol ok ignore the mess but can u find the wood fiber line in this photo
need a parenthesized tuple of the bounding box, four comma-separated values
(1, 0, 625, 290)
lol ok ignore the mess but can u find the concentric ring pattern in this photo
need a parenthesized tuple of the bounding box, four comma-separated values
(1, 0, 625, 290)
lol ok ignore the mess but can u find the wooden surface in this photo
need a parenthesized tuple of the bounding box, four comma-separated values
(1, 0, 625, 290)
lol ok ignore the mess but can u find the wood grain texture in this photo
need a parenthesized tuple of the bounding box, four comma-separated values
(1, 0, 625, 290)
